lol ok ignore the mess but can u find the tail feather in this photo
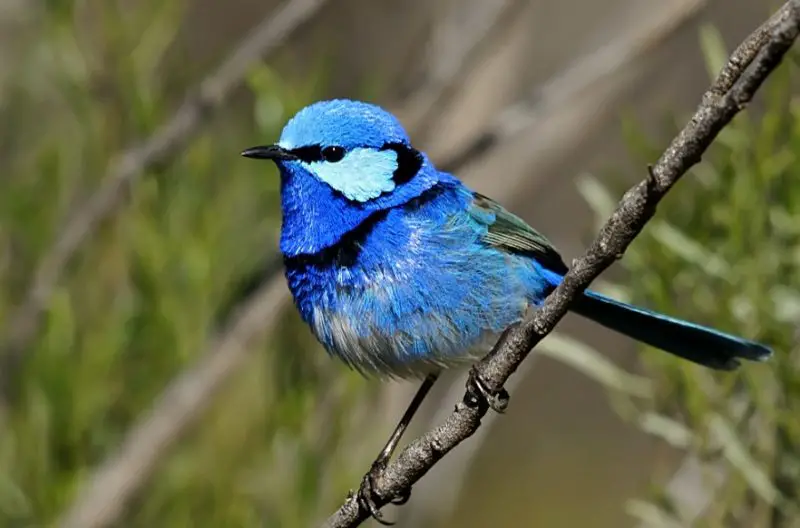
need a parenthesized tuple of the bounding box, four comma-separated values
(571, 290, 773, 371)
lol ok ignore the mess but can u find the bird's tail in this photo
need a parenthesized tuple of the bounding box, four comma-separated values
(570, 290, 772, 370)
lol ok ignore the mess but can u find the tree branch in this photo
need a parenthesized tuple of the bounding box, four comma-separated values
(322, 2, 800, 526)
(0, 0, 329, 396)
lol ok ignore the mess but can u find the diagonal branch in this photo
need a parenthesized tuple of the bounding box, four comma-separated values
(322, 2, 800, 526)
(0, 0, 329, 396)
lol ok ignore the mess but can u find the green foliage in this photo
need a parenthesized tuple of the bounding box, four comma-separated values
(579, 25, 800, 527)
(0, 2, 372, 526)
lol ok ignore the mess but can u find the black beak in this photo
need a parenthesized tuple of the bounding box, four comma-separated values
(240, 144, 298, 161)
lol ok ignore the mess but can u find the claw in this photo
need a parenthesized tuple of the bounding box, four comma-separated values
(391, 491, 410, 506)
(357, 459, 401, 525)
(357, 478, 389, 524)
(465, 366, 509, 413)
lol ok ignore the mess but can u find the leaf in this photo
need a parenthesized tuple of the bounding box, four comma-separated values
(538, 333, 653, 398)
(709, 413, 783, 506)
(637, 412, 693, 449)
(699, 25, 729, 82)
(576, 173, 617, 228)
(626, 499, 685, 528)
(649, 222, 731, 279)
(771, 285, 800, 323)
(0, 475, 31, 518)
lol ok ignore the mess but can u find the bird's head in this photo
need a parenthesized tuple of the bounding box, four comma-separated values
(243, 99, 443, 256)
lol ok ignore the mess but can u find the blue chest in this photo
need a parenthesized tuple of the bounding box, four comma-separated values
(283, 184, 553, 378)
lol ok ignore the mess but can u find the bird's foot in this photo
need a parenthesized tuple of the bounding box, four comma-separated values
(356, 457, 409, 525)
(465, 366, 509, 413)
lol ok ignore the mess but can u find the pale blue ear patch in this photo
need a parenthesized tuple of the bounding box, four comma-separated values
(305, 148, 398, 202)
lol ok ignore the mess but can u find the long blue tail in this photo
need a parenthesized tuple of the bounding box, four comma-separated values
(570, 290, 773, 370)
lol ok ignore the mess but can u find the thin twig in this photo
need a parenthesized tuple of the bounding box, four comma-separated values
(0, 0, 328, 396)
(322, 2, 800, 526)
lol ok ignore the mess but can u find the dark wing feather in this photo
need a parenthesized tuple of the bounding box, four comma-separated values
(470, 192, 569, 275)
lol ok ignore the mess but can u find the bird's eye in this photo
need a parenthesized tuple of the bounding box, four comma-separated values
(321, 146, 345, 162)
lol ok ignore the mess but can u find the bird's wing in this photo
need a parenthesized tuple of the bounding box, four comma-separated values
(469, 192, 570, 275)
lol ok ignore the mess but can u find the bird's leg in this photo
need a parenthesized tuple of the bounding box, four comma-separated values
(464, 323, 517, 413)
(357, 371, 440, 525)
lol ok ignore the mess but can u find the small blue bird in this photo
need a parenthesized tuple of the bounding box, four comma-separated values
(242, 98, 772, 520)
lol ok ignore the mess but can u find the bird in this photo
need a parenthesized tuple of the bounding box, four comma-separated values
(241, 98, 773, 521)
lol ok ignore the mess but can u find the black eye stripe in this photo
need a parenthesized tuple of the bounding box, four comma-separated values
(288, 145, 347, 163)
(381, 142, 423, 185)
(287, 143, 424, 185)
(289, 145, 323, 163)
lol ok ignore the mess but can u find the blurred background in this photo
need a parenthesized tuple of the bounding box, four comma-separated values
(0, 0, 797, 526)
